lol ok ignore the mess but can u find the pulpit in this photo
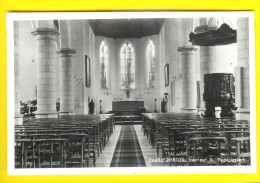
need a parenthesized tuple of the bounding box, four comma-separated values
(203, 73, 236, 118)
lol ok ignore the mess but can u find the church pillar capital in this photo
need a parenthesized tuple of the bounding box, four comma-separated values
(177, 46, 198, 53)
(57, 48, 76, 57)
(31, 28, 59, 40)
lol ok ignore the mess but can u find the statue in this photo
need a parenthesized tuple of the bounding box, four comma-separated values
(161, 98, 167, 113)
(89, 99, 94, 114)
(122, 58, 134, 100)
(126, 89, 130, 99)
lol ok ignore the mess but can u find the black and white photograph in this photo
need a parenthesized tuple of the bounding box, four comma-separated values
(7, 12, 256, 175)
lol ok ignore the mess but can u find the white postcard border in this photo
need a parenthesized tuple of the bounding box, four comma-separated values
(6, 11, 257, 175)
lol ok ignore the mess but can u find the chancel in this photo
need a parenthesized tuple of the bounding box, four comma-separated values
(13, 15, 251, 169)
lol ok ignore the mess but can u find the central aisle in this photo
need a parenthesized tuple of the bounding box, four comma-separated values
(110, 125, 146, 167)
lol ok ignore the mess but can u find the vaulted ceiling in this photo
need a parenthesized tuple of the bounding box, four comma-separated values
(89, 18, 165, 39)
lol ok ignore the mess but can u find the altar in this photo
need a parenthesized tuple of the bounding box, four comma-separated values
(112, 101, 144, 115)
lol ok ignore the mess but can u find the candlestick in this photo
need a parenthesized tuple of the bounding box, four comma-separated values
(99, 100, 103, 114)
(154, 98, 157, 113)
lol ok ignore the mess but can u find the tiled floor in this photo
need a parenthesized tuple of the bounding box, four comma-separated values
(95, 125, 122, 167)
(95, 124, 166, 167)
(134, 125, 165, 166)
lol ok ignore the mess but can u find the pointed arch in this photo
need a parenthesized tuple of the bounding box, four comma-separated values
(120, 41, 135, 89)
(100, 40, 109, 89)
(146, 39, 155, 88)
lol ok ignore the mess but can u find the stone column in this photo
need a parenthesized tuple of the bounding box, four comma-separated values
(14, 22, 23, 125)
(198, 18, 219, 113)
(57, 48, 76, 115)
(235, 17, 250, 120)
(31, 28, 59, 118)
(199, 46, 218, 109)
(178, 46, 198, 113)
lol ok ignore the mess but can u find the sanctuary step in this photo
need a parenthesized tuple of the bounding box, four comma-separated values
(114, 115, 143, 125)
(109, 110, 141, 116)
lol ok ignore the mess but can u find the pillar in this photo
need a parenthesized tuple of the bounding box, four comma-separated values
(199, 46, 218, 109)
(178, 46, 198, 113)
(14, 22, 23, 125)
(235, 17, 250, 120)
(198, 18, 219, 113)
(57, 48, 76, 115)
(31, 28, 59, 118)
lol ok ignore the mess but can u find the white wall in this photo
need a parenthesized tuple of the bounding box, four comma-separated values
(90, 35, 161, 113)
(18, 21, 37, 102)
(93, 36, 115, 113)
(82, 21, 96, 114)
(140, 35, 160, 112)
(159, 19, 184, 113)
(69, 20, 85, 114)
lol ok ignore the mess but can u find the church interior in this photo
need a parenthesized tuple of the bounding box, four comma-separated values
(13, 16, 251, 168)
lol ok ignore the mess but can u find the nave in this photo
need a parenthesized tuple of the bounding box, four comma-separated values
(13, 16, 252, 168)
(15, 113, 250, 168)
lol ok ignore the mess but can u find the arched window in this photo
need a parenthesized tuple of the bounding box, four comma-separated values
(100, 40, 109, 89)
(120, 41, 135, 89)
(146, 40, 155, 88)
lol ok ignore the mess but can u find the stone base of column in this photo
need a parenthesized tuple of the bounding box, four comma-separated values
(35, 111, 58, 119)
(181, 108, 198, 113)
(198, 108, 206, 116)
(235, 108, 250, 120)
(15, 113, 23, 125)
(59, 111, 75, 116)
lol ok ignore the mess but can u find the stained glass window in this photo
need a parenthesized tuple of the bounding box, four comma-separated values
(120, 41, 135, 89)
(100, 40, 109, 89)
(146, 40, 155, 88)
